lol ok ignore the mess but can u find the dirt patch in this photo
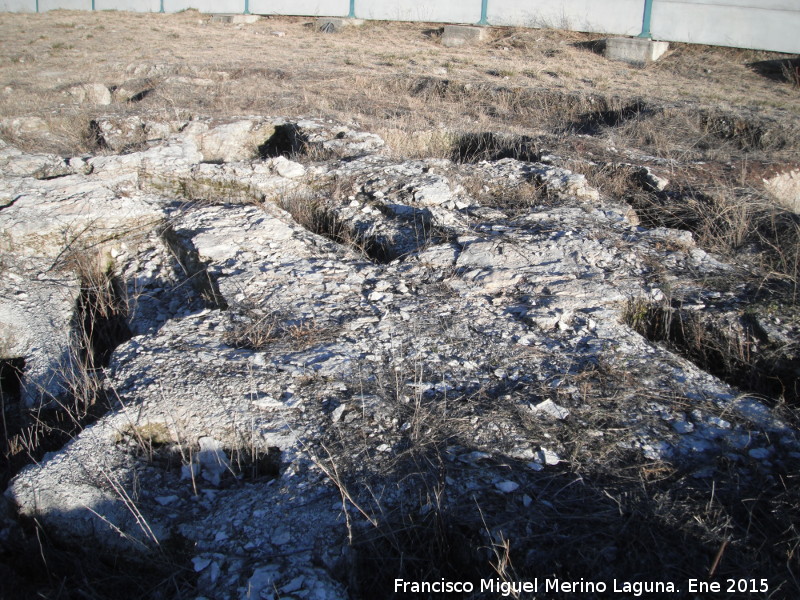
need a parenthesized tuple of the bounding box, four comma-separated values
(0, 12, 797, 157)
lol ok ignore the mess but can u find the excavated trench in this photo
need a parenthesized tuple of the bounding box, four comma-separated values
(627, 300, 799, 406)
(571, 99, 651, 135)
(0, 357, 24, 487)
(0, 262, 209, 598)
(159, 225, 229, 310)
(258, 122, 307, 159)
(1, 266, 133, 490)
(450, 131, 541, 163)
(75, 270, 132, 370)
(115, 418, 284, 486)
(404, 76, 800, 157)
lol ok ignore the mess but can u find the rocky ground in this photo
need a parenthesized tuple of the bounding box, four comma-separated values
(0, 11, 799, 600)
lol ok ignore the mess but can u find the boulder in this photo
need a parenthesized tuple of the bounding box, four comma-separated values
(764, 167, 800, 213)
(65, 83, 112, 105)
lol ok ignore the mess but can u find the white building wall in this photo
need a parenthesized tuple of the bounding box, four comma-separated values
(652, 0, 800, 53)
(38, 0, 90, 10)
(487, 0, 643, 36)
(163, 0, 243, 13)
(0, 0, 36, 11)
(95, 0, 161, 11)
(356, 0, 480, 24)
(0, 0, 797, 54)
(249, 0, 348, 17)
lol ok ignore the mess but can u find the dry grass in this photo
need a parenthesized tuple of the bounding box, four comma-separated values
(317, 352, 800, 599)
(223, 297, 339, 352)
(274, 186, 368, 251)
(617, 178, 800, 297)
(0, 11, 797, 155)
(623, 296, 800, 407)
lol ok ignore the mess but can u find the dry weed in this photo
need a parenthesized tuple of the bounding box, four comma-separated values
(223, 300, 338, 352)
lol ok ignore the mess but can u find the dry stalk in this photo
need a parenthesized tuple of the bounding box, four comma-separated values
(309, 443, 378, 543)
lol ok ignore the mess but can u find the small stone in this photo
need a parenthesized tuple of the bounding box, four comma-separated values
(707, 416, 731, 429)
(272, 156, 305, 178)
(672, 420, 694, 434)
(155, 495, 179, 506)
(508, 447, 536, 461)
(748, 447, 771, 460)
(282, 576, 305, 593)
(460, 451, 491, 464)
(637, 166, 669, 192)
(248, 565, 280, 596)
(181, 463, 200, 480)
(271, 528, 291, 546)
(192, 556, 211, 572)
(197, 437, 230, 486)
(495, 480, 519, 493)
(209, 561, 220, 582)
(538, 448, 560, 465)
(66, 83, 112, 105)
(331, 404, 346, 423)
(529, 399, 570, 420)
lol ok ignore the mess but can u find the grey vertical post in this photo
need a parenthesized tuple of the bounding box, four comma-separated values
(638, 0, 653, 38)
(478, 0, 488, 25)
(348, 0, 355, 18)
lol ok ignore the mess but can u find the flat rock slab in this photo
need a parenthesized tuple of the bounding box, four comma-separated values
(604, 37, 669, 65)
(442, 25, 487, 48)
(210, 14, 260, 24)
(315, 17, 364, 33)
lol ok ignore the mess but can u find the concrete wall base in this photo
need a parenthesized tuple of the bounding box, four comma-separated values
(604, 37, 669, 65)
(441, 25, 487, 48)
(210, 14, 261, 24)
(316, 17, 365, 33)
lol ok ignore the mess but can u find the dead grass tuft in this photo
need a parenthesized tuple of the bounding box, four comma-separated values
(223, 301, 337, 352)
(461, 174, 555, 213)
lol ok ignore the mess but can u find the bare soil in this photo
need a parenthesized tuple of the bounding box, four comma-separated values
(0, 10, 797, 155)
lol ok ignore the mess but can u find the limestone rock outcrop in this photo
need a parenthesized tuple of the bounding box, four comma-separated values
(1, 117, 796, 599)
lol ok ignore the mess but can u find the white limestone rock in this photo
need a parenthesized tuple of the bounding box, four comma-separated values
(65, 83, 112, 106)
(2, 116, 797, 600)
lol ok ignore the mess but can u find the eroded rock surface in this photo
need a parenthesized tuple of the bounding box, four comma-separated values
(1, 117, 798, 599)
